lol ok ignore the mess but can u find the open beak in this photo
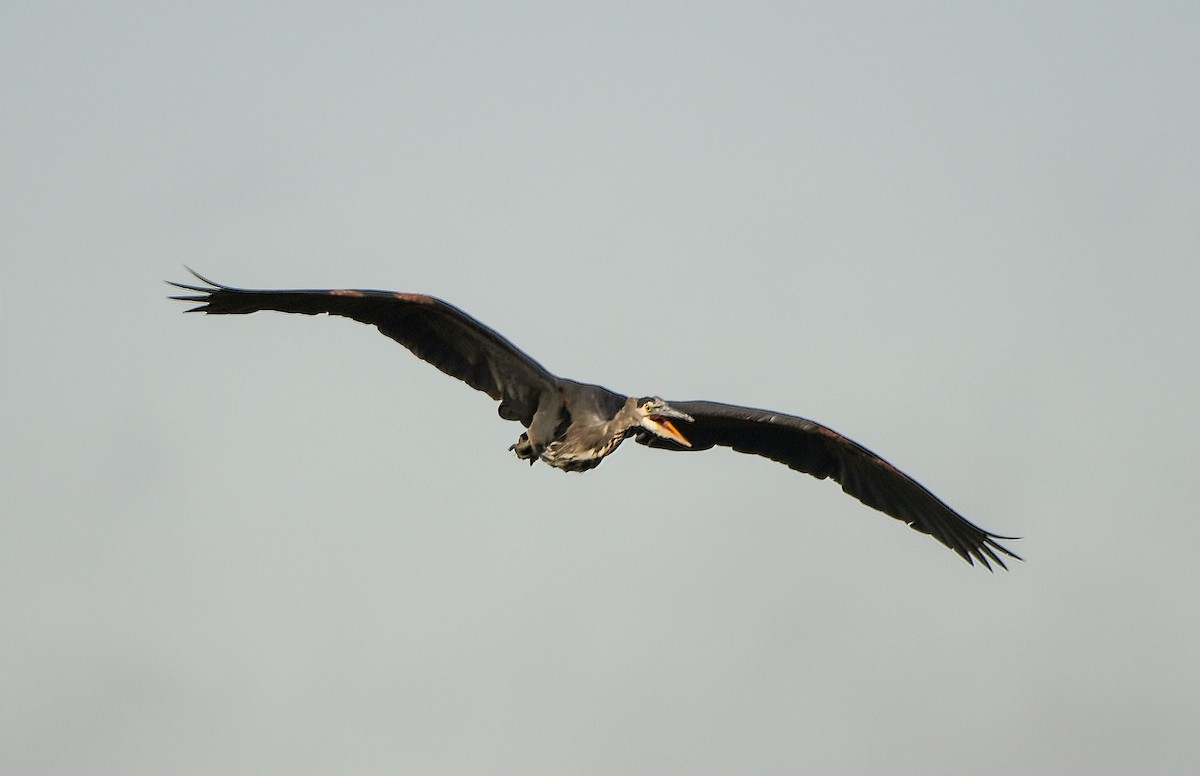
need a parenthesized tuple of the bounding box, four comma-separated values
(641, 414, 693, 448)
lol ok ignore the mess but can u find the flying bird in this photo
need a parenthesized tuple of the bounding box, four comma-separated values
(169, 269, 1019, 570)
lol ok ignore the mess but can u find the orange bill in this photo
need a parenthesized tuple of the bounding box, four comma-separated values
(650, 417, 692, 448)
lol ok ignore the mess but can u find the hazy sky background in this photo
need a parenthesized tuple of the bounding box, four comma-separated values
(3, 2, 1198, 773)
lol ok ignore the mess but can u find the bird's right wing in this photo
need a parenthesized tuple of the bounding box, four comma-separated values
(638, 400, 1020, 570)
(168, 270, 561, 427)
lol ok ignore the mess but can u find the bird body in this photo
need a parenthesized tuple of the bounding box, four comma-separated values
(169, 270, 1020, 570)
(530, 388, 692, 472)
(525, 382, 627, 472)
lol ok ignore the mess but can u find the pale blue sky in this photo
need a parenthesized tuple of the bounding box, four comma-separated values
(3, 2, 1198, 773)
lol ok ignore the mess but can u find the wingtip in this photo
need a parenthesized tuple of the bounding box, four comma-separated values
(183, 264, 206, 282)
(176, 265, 226, 289)
(973, 534, 1022, 572)
(167, 267, 235, 312)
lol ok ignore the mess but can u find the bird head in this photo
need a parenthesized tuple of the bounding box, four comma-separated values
(636, 397, 693, 447)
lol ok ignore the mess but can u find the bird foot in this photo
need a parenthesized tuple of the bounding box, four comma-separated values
(506, 434, 540, 465)
(510, 433, 542, 465)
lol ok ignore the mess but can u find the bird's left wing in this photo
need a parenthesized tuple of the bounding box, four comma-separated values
(637, 400, 1020, 570)
(168, 270, 560, 427)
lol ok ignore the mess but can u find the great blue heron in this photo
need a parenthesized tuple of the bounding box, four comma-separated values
(169, 270, 1019, 570)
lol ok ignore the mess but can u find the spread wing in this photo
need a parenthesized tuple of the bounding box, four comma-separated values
(638, 400, 1019, 570)
(168, 269, 561, 426)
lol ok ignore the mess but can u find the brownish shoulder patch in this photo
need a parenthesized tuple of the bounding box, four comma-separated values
(329, 289, 364, 297)
(393, 292, 435, 304)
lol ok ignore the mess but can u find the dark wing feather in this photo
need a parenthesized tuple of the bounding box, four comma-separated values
(168, 269, 560, 426)
(638, 400, 1020, 570)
